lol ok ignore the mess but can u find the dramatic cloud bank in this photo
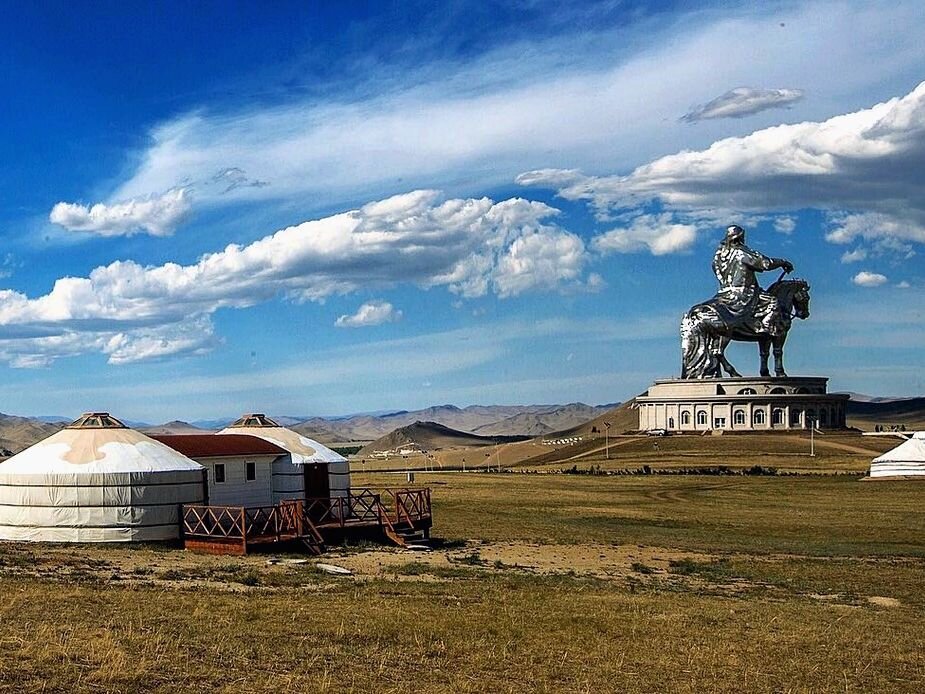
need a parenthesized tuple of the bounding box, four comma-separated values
(682, 87, 804, 122)
(103, 1, 925, 217)
(335, 300, 402, 328)
(520, 80, 925, 255)
(1, 190, 591, 366)
(49, 189, 192, 237)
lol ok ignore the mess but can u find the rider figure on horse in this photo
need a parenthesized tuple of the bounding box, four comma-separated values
(707, 225, 794, 337)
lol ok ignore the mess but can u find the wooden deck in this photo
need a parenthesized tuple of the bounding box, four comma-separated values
(181, 488, 432, 555)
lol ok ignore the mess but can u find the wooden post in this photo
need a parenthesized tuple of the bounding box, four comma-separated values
(239, 507, 247, 554)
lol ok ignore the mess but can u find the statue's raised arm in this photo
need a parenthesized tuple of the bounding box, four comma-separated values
(681, 225, 810, 379)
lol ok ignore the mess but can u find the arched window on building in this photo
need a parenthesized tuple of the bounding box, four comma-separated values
(753, 409, 766, 425)
(772, 408, 784, 425)
(796, 387, 810, 394)
(770, 387, 787, 394)
(681, 411, 691, 426)
(790, 409, 802, 427)
(805, 409, 817, 428)
(738, 387, 756, 395)
(734, 409, 746, 425)
(668, 417, 675, 429)
(696, 410, 708, 426)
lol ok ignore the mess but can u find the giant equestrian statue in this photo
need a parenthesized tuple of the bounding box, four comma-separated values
(680, 225, 811, 379)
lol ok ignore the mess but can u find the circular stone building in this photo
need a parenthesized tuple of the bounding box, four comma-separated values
(0, 413, 206, 542)
(636, 376, 848, 432)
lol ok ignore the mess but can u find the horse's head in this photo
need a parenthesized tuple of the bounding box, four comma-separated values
(769, 278, 811, 320)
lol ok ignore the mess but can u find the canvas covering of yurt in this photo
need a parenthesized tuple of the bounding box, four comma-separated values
(216, 414, 350, 500)
(869, 432, 925, 478)
(0, 413, 206, 542)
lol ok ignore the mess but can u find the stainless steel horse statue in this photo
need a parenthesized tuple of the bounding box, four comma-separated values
(681, 275, 811, 378)
(680, 225, 810, 379)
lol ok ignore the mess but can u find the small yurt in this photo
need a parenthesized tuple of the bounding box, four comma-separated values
(216, 414, 350, 501)
(869, 432, 925, 478)
(0, 412, 206, 542)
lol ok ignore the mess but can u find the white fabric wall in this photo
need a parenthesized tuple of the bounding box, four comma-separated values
(0, 470, 205, 542)
(271, 456, 305, 504)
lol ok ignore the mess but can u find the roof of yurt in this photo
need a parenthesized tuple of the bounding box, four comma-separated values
(0, 412, 205, 477)
(871, 432, 925, 464)
(216, 413, 346, 464)
(0, 412, 205, 542)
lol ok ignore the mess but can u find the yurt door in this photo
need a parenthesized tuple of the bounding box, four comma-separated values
(303, 463, 330, 521)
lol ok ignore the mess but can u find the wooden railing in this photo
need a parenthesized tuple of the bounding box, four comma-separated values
(303, 488, 431, 528)
(182, 488, 431, 553)
(366, 487, 432, 525)
(182, 499, 324, 551)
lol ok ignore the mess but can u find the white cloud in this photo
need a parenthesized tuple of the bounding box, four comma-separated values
(897, 280, 911, 288)
(852, 271, 888, 287)
(103, 318, 218, 364)
(519, 80, 925, 254)
(49, 188, 192, 237)
(591, 214, 698, 256)
(825, 212, 925, 245)
(840, 248, 867, 263)
(493, 228, 587, 297)
(773, 216, 797, 234)
(335, 301, 402, 328)
(0, 190, 590, 366)
(104, 1, 925, 216)
(682, 87, 804, 122)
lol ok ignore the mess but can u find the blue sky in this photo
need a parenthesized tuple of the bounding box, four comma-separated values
(0, 0, 923, 421)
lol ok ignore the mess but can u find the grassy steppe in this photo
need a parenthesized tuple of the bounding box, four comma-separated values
(0, 472, 922, 692)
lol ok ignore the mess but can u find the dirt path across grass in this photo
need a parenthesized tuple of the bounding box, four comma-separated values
(811, 438, 885, 456)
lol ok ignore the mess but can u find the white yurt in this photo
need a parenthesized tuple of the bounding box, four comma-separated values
(0, 413, 206, 542)
(869, 432, 925, 478)
(217, 414, 350, 500)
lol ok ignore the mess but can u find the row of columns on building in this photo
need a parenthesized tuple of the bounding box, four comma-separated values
(649, 402, 846, 430)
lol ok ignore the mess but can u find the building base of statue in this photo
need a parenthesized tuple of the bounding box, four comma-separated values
(636, 376, 849, 432)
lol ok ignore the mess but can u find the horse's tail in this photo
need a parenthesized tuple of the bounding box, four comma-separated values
(680, 309, 712, 379)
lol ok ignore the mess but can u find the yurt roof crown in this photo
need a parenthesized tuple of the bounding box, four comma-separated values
(230, 413, 280, 428)
(67, 412, 127, 429)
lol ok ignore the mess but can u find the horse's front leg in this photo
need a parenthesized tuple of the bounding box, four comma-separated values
(773, 334, 787, 377)
(717, 336, 741, 377)
(758, 337, 771, 378)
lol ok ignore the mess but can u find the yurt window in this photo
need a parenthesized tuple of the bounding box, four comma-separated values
(214, 464, 226, 484)
(246, 461, 256, 481)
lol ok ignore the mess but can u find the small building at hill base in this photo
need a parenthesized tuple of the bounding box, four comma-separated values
(637, 376, 849, 432)
(0, 413, 205, 542)
(869, 432, 925, 477)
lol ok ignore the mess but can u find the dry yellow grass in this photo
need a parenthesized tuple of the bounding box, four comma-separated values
(0, 472, 922, 692)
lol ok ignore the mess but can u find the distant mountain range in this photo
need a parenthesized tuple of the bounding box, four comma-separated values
(288, 403, 616, 442)
(2, 393, 921, 456)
